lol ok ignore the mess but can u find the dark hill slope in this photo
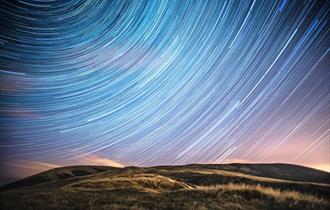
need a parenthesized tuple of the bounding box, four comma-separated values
(186, 163, 330, 184)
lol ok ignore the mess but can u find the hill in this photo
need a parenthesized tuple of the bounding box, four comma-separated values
(1, 163, 329, 210)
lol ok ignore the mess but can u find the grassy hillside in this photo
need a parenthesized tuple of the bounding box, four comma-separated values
(1, 164, 329, 210)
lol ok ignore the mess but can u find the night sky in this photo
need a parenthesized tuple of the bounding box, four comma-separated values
(0, 0, 329, 184)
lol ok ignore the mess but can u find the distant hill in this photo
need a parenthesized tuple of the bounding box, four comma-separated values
(179, 163, 330, 184)
(1, 163, 329, 210)
(1, 165, 116, 190)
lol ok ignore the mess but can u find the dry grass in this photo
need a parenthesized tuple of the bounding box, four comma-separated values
(67, 173, 192, 192)
(196, 183, 328, 204)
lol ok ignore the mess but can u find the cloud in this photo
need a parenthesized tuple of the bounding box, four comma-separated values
(217, 158, 250, 164)
(2, 160, 60, 173)
(76, 154, 124, 168)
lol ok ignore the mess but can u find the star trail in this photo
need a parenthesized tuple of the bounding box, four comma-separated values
(0, 0, 329, 182)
